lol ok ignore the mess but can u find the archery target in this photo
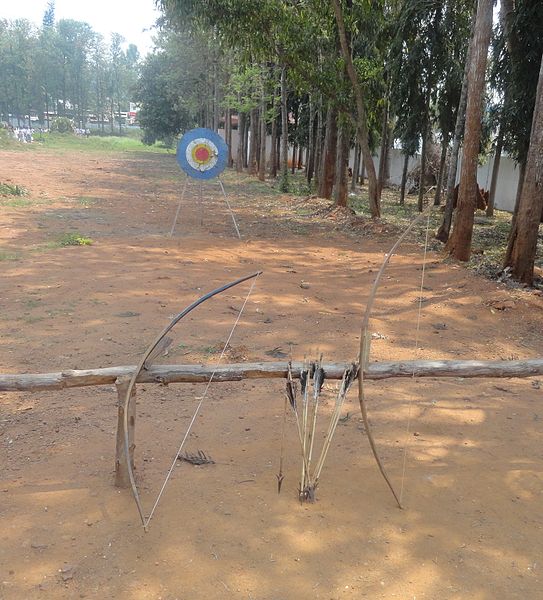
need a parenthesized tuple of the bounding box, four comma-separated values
(177, 128, 228, 180)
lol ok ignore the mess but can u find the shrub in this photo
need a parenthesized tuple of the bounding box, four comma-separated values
(50, 117, 74, 134)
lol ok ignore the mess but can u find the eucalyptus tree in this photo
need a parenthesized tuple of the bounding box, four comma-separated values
(503, 55, 543, 285)
(445, 0, 494, 261)
(501, 0, 543, 283)
(332, 0, 382, 216)
(135, 26, 221, 145)
(160, 0, 296, 186)
(390, 0, 472, 212)
(498, 0, 543, 241)
(0, 19, 38, 126)
(135, 48, 196, 146)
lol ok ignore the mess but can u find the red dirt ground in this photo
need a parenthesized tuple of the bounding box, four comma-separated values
(1, 148, 542, 600)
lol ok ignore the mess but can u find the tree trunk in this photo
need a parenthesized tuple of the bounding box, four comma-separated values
(213, 60, 219, 132)
(258, 95, 267, 182)
(417, 126, 429, 211)
(377, 90, 390, 195)
(307, 96, 316, 185)
(269, 113, 278, 178)
(248, 108, 259, 175)
(399, 152, 410, 205)
(333, 119, 350, 207)
(359, 159, 365, 185)
(280, 64, 289, 190)
(503, 57, 543, 284)
(436, 9, 476, 242)
(351, 143, 361, 192)
(445, 0, 493, 260)
(504, 159, 527, 263)
(332, 0, 380, 217)
(486, 117, 504, 216)
(226, 109, 234, 168)
(314, 97, 324, 189)
(243, 113, 249, 169)
(434, 133, 449, 206)
(236, 112, 246, 173)
(318, 104, 337, 199)
(297, 145, 304, 170)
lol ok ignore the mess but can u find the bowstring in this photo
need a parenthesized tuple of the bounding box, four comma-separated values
(143, 273, 260, 529)
(399, 209, 431, 505)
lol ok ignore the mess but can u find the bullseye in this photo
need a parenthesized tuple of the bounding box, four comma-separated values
(194, 146, 210, 162)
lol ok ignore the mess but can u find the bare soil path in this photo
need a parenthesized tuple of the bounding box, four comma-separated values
(1, 148, 542, 599)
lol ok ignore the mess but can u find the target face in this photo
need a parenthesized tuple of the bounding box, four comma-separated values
(177, 128, 228, 180)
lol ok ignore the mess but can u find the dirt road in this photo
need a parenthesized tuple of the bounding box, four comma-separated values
(1, 148, 542, 599)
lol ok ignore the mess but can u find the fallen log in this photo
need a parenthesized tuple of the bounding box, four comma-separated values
(1, 358, 542, 392)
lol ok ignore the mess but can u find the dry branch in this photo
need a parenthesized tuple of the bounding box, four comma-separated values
(1, 358, 542, 392)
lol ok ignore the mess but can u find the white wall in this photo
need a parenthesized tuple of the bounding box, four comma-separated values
(220, 128, 520, 213)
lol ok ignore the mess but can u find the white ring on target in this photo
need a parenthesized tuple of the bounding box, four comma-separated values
(186, 138, 219, 172)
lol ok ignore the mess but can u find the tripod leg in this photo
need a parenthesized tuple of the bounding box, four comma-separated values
(169, 177, 188, 237)
(217, 177, 241, 239)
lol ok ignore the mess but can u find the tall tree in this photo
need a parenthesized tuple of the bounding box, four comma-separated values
(332, 0, 381, 217)
(445, 0, 493, 261)
(502, 55, 543, 284)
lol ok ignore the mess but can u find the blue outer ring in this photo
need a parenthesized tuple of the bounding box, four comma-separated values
(176, 127, 228, 180)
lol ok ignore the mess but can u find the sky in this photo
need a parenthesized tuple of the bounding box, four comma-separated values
(1, 0, 162, 56)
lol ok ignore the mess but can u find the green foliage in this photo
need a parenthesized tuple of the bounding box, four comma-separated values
(36, 132, 169, 153)
(50, 116, 74, 133)
(500, 1, 543, 164)
(278, 173, 290, 193)
(57, 233, 93, 246)
(390, 0, 471, 154)
(0, 182, 27, 196)
(0, 16, 140, 130)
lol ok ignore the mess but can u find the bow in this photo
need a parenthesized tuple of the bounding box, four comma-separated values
(123, 271, 261, 529)
(357, 206, 433, 509)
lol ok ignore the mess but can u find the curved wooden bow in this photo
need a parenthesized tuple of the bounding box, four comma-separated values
(357, 206, 433, 509)
(123, 271, 262, 528)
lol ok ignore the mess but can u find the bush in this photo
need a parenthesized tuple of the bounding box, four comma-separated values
(50, 117, 74, 134)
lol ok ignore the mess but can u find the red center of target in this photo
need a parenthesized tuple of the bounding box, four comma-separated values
(195, 146, 210, 162)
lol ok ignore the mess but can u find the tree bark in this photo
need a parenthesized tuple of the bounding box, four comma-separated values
(486, 117, 504, 216)
(377, 91, 390, 195)
(249, 108, 259, 175)
(503, 56, 543, 285)
(314, 96, 324, 189)
(2, 358, 543, 392)
(332, 0, 380, 217)
(399, 152, 410, 205)
(269, 81, 279, 178)
(434, 133, 449, 206)
(307, 95, 316, 184)
(258, 89, 267, 181)
(226, 108, 234, 168)
(436, 9, 476, 242)
(417, 126, 429, 211)
(236, 112, 246, 173)
(351, 143, 361, 193)
(318, 104, 337, 199)
(280, 64, 289, 189)
(445, 0, 493, 260)
(333, 118, 350, 207)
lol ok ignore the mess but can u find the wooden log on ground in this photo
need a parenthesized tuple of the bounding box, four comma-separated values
(0, 358, 542, 392)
